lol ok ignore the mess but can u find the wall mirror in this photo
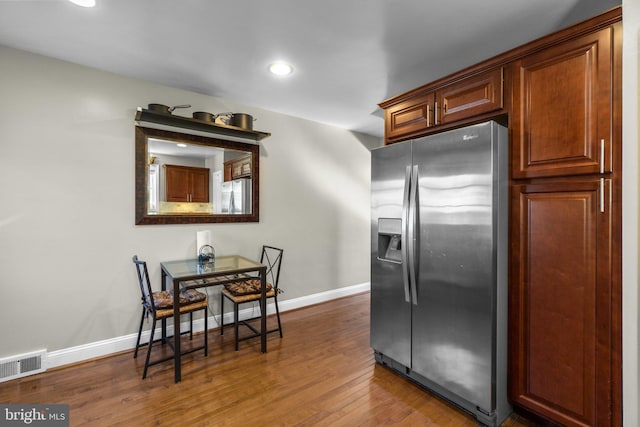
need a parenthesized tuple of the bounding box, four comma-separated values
(135, 126, 259, 225)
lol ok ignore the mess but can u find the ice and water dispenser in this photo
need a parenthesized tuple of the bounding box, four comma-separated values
(377, 218, 402, 263)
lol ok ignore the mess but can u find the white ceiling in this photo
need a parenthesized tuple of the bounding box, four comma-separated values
(0, 0, 620, 137)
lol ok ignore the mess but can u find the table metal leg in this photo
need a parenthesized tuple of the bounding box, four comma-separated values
(173, 278, 181, 383)
(260, 266, 267, 353)
(161, 270, 167, 344)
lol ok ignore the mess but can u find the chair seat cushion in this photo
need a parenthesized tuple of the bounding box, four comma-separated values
(179, 288, 207, 304)
(221, 287, 276, 303)
(152, 291, 173, 309)
(224, 279, 273, 296)
(151, 289, 206, 309)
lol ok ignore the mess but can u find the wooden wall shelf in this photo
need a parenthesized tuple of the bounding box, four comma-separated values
(135, 108, 271, 142)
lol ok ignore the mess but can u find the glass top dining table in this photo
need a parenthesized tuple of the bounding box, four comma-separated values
(160, 255, 268, 383)
(161, 255, 265, 280)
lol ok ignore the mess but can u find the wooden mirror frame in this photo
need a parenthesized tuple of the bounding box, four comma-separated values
(135, 126, 259, 225)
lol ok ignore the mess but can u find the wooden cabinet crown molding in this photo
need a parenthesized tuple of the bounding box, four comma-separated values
(379, 7, 620, 109)
(379, 6, 621, 144)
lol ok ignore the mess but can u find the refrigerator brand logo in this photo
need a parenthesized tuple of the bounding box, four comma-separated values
(462, 134, 478, 141)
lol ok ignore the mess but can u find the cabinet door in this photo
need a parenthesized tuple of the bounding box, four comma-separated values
(190, 168, 210, 203)
(240, 159, 251, 176)
(165, 165, 190, 202)
(223, 163, 232, 182)
(232, 162, 243, 179)
(509, 178, 613, 426)
(165, 165, 210, 202)
(384, 93, 434, 141)
(436, 67, 503, 125)
(512, 27, 613, 179)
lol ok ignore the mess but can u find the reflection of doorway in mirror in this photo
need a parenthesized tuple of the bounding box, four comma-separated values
(148, 164, 160, 213)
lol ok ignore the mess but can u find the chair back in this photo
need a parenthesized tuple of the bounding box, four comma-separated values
(132, 255, 155, 312)
(261, 246, 284, 291)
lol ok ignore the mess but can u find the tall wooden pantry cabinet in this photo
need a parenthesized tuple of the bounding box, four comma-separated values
(508, 14, 622, 427)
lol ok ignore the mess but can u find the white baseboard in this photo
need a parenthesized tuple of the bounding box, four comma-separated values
(47, 282, 370, 370)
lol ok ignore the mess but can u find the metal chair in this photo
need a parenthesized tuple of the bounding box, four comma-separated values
(220, 246, 284, 350)
(132, 255, 208, 379)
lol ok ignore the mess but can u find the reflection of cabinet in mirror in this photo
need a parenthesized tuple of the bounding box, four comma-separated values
(164, 165, 210, 202)
(224, 154, 252, 182)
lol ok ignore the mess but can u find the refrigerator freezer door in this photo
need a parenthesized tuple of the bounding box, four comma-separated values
(225, 178, 251, 214)
(370, 141, 412, 368)
(221, 182, 232, 213)
(232, 179, 243, 214)
(411, 122, 500, 412)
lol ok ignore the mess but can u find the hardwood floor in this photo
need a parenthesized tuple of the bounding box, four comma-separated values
(0, 293, 538, 426)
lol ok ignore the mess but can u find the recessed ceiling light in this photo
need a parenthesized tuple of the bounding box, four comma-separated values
(177, 143, 187, 148)
(268, 62, 294, 76)
(69, 0, 96, 7)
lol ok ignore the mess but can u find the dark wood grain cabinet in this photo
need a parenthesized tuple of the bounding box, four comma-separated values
(164, 164, 210, 203)
(508, 15, 621, 427)
(512, 27, 614, 179)
(223, 154, 252, 182)
(436, 67, 503, 125)
(509, 178, 615, 426)
(382, 67, 504, 143)
(384, 93, 434, 142)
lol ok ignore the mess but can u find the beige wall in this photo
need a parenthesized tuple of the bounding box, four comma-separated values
(0, 45, 380, 357)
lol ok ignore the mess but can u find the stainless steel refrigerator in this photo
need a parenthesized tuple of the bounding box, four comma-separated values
(221, 178, 252, 214)
(370, 121, 511, 426)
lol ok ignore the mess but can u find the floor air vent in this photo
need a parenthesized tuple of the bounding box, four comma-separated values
(0, 350, 47, 383)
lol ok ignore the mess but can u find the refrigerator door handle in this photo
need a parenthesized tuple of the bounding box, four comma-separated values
(408, 165, 419, 305)
(401, 165, 412, 303)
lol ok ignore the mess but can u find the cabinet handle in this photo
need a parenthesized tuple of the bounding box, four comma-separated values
(600, 139, 605, 173)
(434, 102, 439, 126)
(600, 178, 605, 213)
(426, 105, 431, 127)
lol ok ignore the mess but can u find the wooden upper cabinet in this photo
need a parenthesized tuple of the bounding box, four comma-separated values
(223, 154, 252, 182)
(382, 67, 504, 143)
(164, 164, 210, 203)
(436, 67, 503, 125)
(384, 93, 434, 142)
(512, 27, 614, 179)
